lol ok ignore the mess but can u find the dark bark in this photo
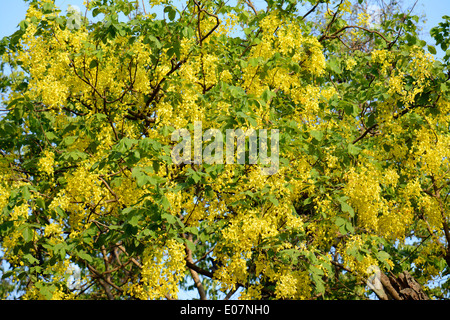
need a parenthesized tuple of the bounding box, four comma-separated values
(381, 271, 429, 300)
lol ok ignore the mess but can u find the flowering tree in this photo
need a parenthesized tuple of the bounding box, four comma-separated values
(0, 0, 450, 300)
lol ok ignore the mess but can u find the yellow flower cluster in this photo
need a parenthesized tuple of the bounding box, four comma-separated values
(220, 211, 278, 255)
(242, 11, 325, 122)
(149, 0, 168, 8)
(413, 127, 450, 177)
(357, 12, 371, 26)
(413, 241, 446, 280)
(38, 150, 55, 176)
(48, 166, 104, 230)
(23, 260, 76, 300)
(212, 176, 312, 298)
(127, 239, 186, 299)
(0, 184, 10, 213)
(341, 0, 353, 14)
(338, 235, 379, 278)
(344, 57, 357, 71)
(321, 86, 338, 101)
(273, 272, 311, 299)
(44, 222, 63, 238)
(10, 202, 30, 223)
(344, 166, 383, 232)
(371, 49, 393, 75)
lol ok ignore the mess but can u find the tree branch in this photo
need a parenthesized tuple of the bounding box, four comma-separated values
(185, 260, 214, 278)
(352, 123, 378, 144)
(379, 273, 402, 300)
(183, 233, 207, 300)
(324, 25, 391, 44)
(302, 0, 323, 20)
(244, 0, 258, 15)
(86, 263, 123, 300)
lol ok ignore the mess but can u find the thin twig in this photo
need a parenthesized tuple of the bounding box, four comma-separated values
(352, 123, 378, 145)
(244, 0, 258, 15)
(302, 0, 322, 20)
(324, 25, 390, 44)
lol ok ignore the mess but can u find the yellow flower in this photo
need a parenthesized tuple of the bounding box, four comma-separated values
(38, 150, 55, 176)
(128, 239, 186, 300)
(44, 223, 63, 237)
(345, 57, 357, 71)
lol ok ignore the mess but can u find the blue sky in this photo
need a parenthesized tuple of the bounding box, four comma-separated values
(0, 0, 85, 38)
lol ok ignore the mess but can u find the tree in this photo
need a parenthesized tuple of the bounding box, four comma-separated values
(0, 0, 449, 300)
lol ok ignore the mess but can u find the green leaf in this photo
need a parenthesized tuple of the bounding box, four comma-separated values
(428, 45, 437, 55)
(328, 59, 342, 74)
(18, 20, 29, 31)
(376, 250, 390, 262)
(344, 103, 358, 116)
(23, 253, 39, 264)
(340, 201, 355, 217)
(38, 284, 54, 300)
(382, 144, 392, 152)
(146, 35, 162, 49)
(335, 217, 346, 227)
(128, 214, 141, 227)
(22, 226, 33, 242)
(182, 26, 194, 38)
(162, 212, 176, 224)
(63, 150, 88, 161)
(348, 144, 361, 156)
(77, 250, 93, 263)
(187, 168, 201, 183)
(56, 207, 67, 218)
(247, 115, 258, 127)
(34, 198, 46, 209)
(63, 135, 78, 146)
(89, 59, 99, 69)
(309, 266, 325, 294)
(184, 226, 199, 236)
(45, 131, 57, 141)
(366, 113, 376, 127)
(406, 34, 417, 46)
(248, 57, 260, 67)
(261, 89, 276, 102)
(117, 25, 127, 37)
(42, 2, 54, 13)
(310, 130, 323, 141)
(1, 270, 14, 280)
(268, 195, 279, 206)
(60, 247, 66, 260)
(136, 174, 148, 187)
(164, 6, 176, 21)
(184, 238, 195, 252)
(22, 185, 31, 200)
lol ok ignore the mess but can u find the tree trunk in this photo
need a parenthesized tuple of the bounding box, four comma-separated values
(380, 271, 429, 300)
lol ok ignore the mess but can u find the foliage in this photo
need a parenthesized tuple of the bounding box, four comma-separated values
(0, 0, 450, 300)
